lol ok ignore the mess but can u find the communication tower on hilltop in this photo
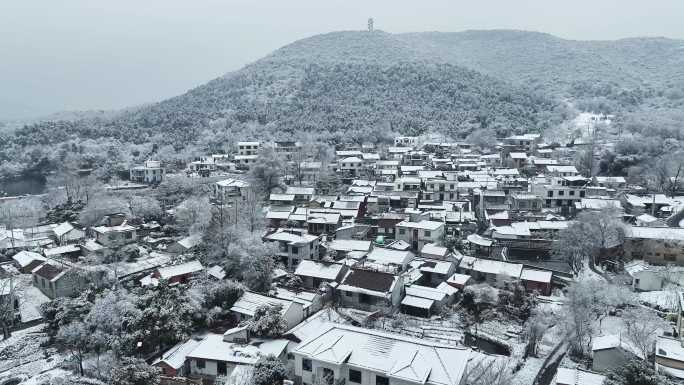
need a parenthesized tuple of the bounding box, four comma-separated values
(368, 18, 374, 32)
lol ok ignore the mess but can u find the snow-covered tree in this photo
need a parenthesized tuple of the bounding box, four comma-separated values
(248, 147, 284, 198)
(57, 321, 90, 376)
(110, 357, 161, 385)
(250, 355, 288, 385)
(604, 359, 675, 385)
(248, 304, 287, 338)
(465, 356, 514, 385)
(78, 193, 130, 227)
(126, 194, 162, 220)
(0, 197, 44, 247)
(621, 307, 668, 360)
(175, 196, 212, 234)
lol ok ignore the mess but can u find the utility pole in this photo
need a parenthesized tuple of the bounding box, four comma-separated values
(368, 18, 374, 32)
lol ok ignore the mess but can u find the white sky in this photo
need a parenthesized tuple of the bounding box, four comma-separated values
(1, 0, 683, 119)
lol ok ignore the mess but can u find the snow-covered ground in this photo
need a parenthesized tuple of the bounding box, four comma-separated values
(638, 290, 679, 311)
(0, 324, 66, 384)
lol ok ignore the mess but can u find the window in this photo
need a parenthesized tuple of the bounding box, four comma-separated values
(287, 353, 295, 360)
(424, 230, 431, 237)
(291, 246, 299, 254)
(546, 199, 551, 206)
(349, 369, 362, 383)
(547, 191, 553, 198)
(302, 359, 312, 372)
(399, 228, 405, 235)
(345, 291, 353, 297)
(580, 191, 586, 197)
(569, 190, 575, 196)
(196, 359, 205, 369)
(125, 231, 133, 239)
(558, 190, 564, 196)
(376, 375, 389, 385)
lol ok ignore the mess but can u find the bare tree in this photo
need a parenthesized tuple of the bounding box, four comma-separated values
(176, 196, 212, 234)
(78, 193, 130, 227)
(465, 355, 514, 385)
(622, 307, 668, 360)
(237, 186, 263, 233)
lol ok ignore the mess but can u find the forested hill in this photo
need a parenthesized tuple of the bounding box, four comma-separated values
(2, 30, 682, 177)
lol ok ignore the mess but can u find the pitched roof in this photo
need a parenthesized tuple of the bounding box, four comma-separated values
(340, 269, 397, 293)
(32, 263, 65, 282)
(293, 323, 470, 385)
(294, 260, 345, 281)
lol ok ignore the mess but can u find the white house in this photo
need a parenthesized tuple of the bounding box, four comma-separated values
(237, 141, 260, 156)
(214, 178, 250, 201)
(264, 230, 320, 270)
(655, 336, 684, 380)
(624, 260, 665, 291)
(129, 159, 164, 184)
(395, 220, 445, 252)
(458, 256, 523, 287)
(292, 323, 471, 385)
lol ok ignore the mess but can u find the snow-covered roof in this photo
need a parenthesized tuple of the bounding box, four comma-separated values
(43, 244, 80, 257)
(91, 224, 136, 234)
(366, 248, 414, 267)
(397, 220, 444, 231)
(575, 198, 622, 210)
(186, 334, 288, 364)
(401, 295, 434, 309)
(154, 338, 202, 369)
(328, 239, 371, 252)
(270, 193, 295, 201)
(177, 234, 202, 250)
(626, 226, 684, 241)
(216, 178, 249, 188)
(231, 291, 293, 317)
(293, 323, 470, 385)
(546, 165, 578, 174)
(509, 152, 527, 159)
(405, 285, 448, 301)
(555, 367, 606, 385)
(294, 260, 345, 281)
(207, 265, 226, 280)
(421, 243, 448, 257)
(591, 335, 643, 358)
(157, 260, 203, 279)
(459, 257, 523, 278)
(520, 268, 552, 283)
(413, 259, 453, 275)
(447, 273, 472, 286)
(12, 250, 45, 268)
(340, 156, 363, 163)
(53, 222, 75, 237)
(265, 230, 318, 244)
(285, 186, 315, 195)
(466, 234, 493, 247)
(285, 308, 347, 343)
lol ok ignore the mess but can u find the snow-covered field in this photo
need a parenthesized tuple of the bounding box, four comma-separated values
(0, 324, 66, 384)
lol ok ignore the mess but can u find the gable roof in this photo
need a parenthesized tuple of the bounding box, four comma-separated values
(340, 269, 397, 293)
(32, 263, 66, 282)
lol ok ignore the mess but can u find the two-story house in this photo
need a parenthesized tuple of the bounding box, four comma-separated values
(265, 230, 320, 270)
(129, 159, 164, 184)
(237, 141, 260, 156)
(395, 220, 444, 252)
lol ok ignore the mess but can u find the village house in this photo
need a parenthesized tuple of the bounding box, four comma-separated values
(141, 260, 204, 286)
(362, 247, 414, 273)
(294, 260, 348, 290)
(213, 178, 250, 202)
(264, 229, 320, 270)
(327, 239, 372, 260)
(395, 220, 445, 252)
(286, 186, 315, 204)
(237, 141, 260, 156)
(623, 226, 684, 265)
(337, 268, 404, 312)
(591, 335, 642, 372)
(12, 250, 46, 274)
(52, 222, 85, 245)
(230, 291, 305, 330)
(129, 159, 164, 184)
(624, 260, 668, 291)
(401, 283, 456, 317)
(520, 268, 552, 296)
(292, 323, 471, 385)
(91, 221, 137, 247)
(655, 336, 684, 380)
(31, 262, 80, 299)
(458, 256, 523, 287)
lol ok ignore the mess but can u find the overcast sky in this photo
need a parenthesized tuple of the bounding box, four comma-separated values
(1, 0, 683, 120)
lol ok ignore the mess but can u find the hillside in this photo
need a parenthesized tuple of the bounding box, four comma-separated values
(2, 30, 683, 177)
